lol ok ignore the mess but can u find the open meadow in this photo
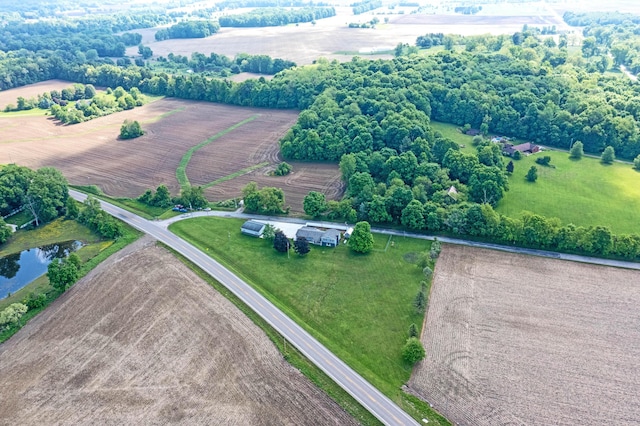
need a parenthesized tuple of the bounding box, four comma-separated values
(0, 83, 341, 213)
(0, 237, 358, 425)
(409, 244, 640, 425)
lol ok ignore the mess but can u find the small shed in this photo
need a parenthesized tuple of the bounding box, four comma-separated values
(344, 227, 354, 239)
(241, 220, 266, 238)
(321, 229, 341, 247)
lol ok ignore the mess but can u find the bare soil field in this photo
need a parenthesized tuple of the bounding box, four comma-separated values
(0, 79, 75, 110)
(0, 85, 341, 212)
(409, 245, 640, 426)
(0, 237, 357, 425)
(130, 5, 572, 66)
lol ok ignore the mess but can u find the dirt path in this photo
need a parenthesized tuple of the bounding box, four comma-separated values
(0, 236, 357, 425)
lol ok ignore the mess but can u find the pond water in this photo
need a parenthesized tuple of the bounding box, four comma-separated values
(0, 241, 83, 299)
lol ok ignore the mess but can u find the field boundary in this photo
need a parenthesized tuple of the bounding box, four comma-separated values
(201, 161, 269, 189)
(175, 114, 259, 190)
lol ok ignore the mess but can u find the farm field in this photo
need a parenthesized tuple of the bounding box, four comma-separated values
(169, 217, 448, 423)
(0, 237, 358, 425)
(409, 244, 640, 425)
(0, 80, 73, 110)
(129, 3, 572, 66)
(0, 83, 341, 213)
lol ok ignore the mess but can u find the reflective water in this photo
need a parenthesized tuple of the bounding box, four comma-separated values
(0, 241, 83, 298)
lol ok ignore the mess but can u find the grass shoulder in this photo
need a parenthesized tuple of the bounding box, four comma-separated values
(169, 216, 448, 424)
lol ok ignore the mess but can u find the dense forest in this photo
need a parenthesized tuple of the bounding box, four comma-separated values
(352, 0, 382, 15)
(218, 7, 336, 27)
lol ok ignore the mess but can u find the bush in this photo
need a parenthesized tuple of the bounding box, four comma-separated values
(119, 119, 144, 139)
(535, 155, 552, 166)
(273, 162, 293, 176)
(0, 303, 28, 330)
(526, 166, 538, 182)
(402, 337, 426, 364)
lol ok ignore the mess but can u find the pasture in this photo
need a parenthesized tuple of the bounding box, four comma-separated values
(169, 216, 447, 423)
(0, 239, 357, 424)
(0, 84, 341, 213)
(497, 149, 640, 234)
(409, 244, 640, 426)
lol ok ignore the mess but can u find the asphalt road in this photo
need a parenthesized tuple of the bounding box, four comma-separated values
(69, 190, 420, 426)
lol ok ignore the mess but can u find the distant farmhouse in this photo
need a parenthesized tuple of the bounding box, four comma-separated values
(296, 226, 341, 247)
(502, 142, 541, 157)
(241, 220, 266, 237)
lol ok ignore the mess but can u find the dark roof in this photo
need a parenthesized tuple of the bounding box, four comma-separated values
(241, 220, 265, 232)
(321, 229, 341, 240)
(297, 226, 324, 240)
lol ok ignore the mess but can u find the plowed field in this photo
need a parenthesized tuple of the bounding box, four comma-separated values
(409, 245, 640, 426)
(0, 237, 357, 425)
(0, 84, 342, 212)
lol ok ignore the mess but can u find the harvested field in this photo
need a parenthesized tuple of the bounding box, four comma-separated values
(0, 80, 74, 110)
(0, 237, 357, 425)
(0, 86, 341, 212)
(409, 245, 640, 426)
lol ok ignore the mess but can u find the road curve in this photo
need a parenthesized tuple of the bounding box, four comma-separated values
(69, 190, 419, 426)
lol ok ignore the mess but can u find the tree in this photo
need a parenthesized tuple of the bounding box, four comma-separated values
(506, 160, 514, 174)
(119, 119, 144, 139)
(430, 238, 442, 259)
(0, 218, 11, 244)
(526, 166, 538, 182)
(65, 197, 80, 219)
(273, 231, 290, 253)
(47, 256, 80, 291)
(402, 337, 426, 364)
(634, 154, 640, 171)
(293, 238, 310, 256)
(151, 185, 172, 208)
(408, 323, 418, 338)
(303, 191, 328, 217)
(601, 146, 615, 164)
(273, 162, 292, 176)
(400, 199, 425, 230)
(0, 303, 28, 330)
(535, 155, 552, 166)
(349, 221, 374, 254)
(262, 224, 277, 241)
(180, 186, 208, 209)
(24, 167, 68, 227)
(569, 141, 584, 159)
(422, 266, 433, 279)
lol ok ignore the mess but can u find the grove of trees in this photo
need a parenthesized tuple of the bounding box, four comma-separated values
(120, 120, 144, 139)
(218, 7, 335, 27)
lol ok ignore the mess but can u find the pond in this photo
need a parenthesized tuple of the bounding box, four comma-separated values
(0, 241, 83, 299)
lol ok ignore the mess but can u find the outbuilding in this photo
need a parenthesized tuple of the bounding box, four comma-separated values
(241, 220, 266, 237)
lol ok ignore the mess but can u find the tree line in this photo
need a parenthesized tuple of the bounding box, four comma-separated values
(155, 20, 220, 40)
(351, 0, 382, 15)
(218, 7, 335, 27)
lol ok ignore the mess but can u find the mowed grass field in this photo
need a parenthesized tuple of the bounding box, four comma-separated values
(430, 121, 640, 234)
(498, 150, 640, 234)
(169, 217, 447, 423)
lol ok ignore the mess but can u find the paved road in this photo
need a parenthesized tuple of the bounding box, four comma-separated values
(70, 190, 419, 426)
(160, 209, 640, 271)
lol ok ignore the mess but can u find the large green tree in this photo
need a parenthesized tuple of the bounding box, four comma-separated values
(23, 167, 68, 227)
(303, 191, 328, 217)
(349, 221, 374, 254)
(601, 146, 615, 164)
(402, 337, 426, 364)
(0, 218, 11, 244)
(569, 141, 584, 159)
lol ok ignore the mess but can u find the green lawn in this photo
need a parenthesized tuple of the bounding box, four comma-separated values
(430, 120, 477, 155)
(497, 150, 640, 234)
(169, 217, 447, 424)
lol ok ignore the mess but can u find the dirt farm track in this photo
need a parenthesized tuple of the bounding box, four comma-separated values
(0, 81, 342, 213)
(409, 244, 640, 426)
(0, 237, 357, 425)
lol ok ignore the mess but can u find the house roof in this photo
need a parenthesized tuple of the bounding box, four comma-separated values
(241, 220, 266, 232)
(321, 229, 341, 239)
(296, 226, 325, 240)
